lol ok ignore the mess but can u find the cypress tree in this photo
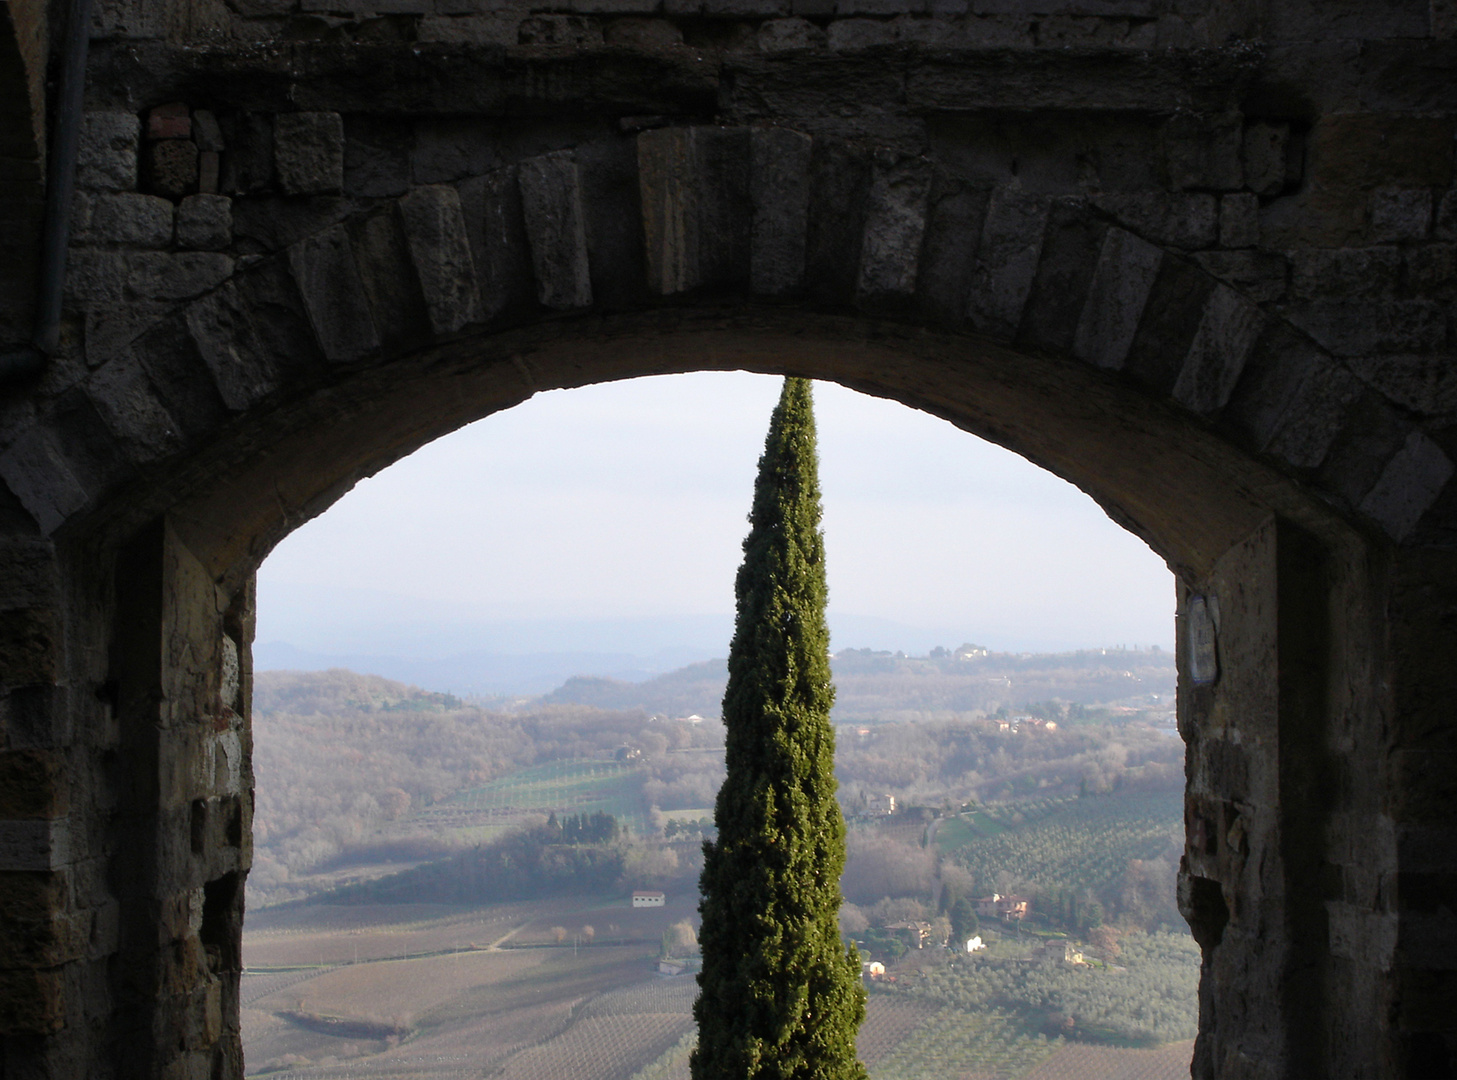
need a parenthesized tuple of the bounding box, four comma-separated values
(691, 377, 867, 1080)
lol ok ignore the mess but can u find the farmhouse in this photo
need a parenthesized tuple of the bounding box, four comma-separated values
(975, 894, 1030, 921)
(632, 891, 666, 908)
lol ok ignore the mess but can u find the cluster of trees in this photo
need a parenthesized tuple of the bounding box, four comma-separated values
(322, 816, 629, 905)
(543, 811, 621, 845)
(249, 670, 724, 902)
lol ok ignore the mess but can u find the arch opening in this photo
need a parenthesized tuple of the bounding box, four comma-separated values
(64, 305, 1385, 1080)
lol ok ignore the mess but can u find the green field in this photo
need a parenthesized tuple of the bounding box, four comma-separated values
(413, 760, 653, 838)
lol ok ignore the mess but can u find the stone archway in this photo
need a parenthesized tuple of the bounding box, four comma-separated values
(1, 28, 1454, 1077)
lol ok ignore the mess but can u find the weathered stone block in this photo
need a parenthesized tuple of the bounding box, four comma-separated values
(966, 187, 1048, 339)
(145, 139, 199, 200)
(1073, 226, 1162, 370)
(285, 225, 380, 362)
(604, 16, 685, 45)
(0, 541, 59, 610)
(147, 102, 191, 142)
(517, 15, 603, 43)
(411, 118, 502, 186)
(1263, 361, 1363, 469)
(1192, 250, 1286, 304)
(0, 428, 89, 535)
(127, 253, 234, 302)
(176, 195, 232, 251)
(756, 15, 826, 48)
(348, 210, 432, 354)
(1370, 187, 1433, 243)
(1437, 190, 1457, 240)
(0, 749, 67, 817)
(972, 0, 1151, 10)
(77, 113, 139, 192)
(1349, 354, 1457, 417)
(184, 283, 278, 412)
(89, 192, 175, 248)
(191, 111, 225, 154)
(0, 610, 58, 700)
(458, 167, 535, 322)
(0, 818, 71, 872)
(750, 127, 813, 295)
(398, 186, 482, 335)
(1359, 432, 1455, 541)
(1219, 192, 1259, 248)
(273, 113, 345, 197)
(1286, 300, 1446, 357)
(0, 966, 64, 1033)
(638, 127, 696, 295)
(1093, 192, 1217, 249)
(826, 17, 897, 49)
(857, 158, 932, 303)
(85, 359, 186, 464)
(1289, 247, 1401, 300)
(518, 153, 593, 310)
(1173, 284, 1265, 416)
(416, 13, 521, 42)
(1406, 244, 1456, 300)
(1242, 121, 1287, 198)
(1164, 112, 1242, 192)
(343, 117, 412, 197)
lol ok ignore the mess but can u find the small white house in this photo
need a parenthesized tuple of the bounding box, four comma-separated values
(965, 935, 986, 953)
(632, 891, 666, 908)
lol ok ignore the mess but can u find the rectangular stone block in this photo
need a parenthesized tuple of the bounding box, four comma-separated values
(458, 167, 536, 322)
(1358, 431, 1455, 541)
(399, 185, 482, 335)
(1193, 250, 1287, 303)
(1172, 284, 1265, 416)
(127, 253, 234, 302)
(176, 195, 231, 251)
(348, 209, 433, 355)
(1073, 226, 1162, 370)
(518, 153, 593, 310)
(0, 428, 89, 536)
(0, 818, 70, 872)
(804, 139, 872, 305)
(285, 225, 380, 362)
(638, 127, 696, 295)
(0, 750, 67, 818)
(1092, 191, 1217, 250)
(1289, 247, 1401, 301)
(857, 158, 932, 303)
(1286, 300, 1447, 357)
(750, 127, 813, 295)
(184, 283, 279, 413)
(0, 965, 64, 1033)
(1164, 112, 1242, 192)
(1370, 187, 1433, 243)
(1017, 202, 1107, 354)
(1219, 192, 1259, 248)
(86, 358, 187, 465)
(966, 187, 1048, 340)
(273, 113, 344, 197)
(87, 192, 174, 248)
(909, 178, 985, 327)
(77, 113, 139, 192)
(1242, 121, 1288, 198)
(0, 541, 58, 610)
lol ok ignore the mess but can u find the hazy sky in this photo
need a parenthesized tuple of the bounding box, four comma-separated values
(257, 372, 1175, 658)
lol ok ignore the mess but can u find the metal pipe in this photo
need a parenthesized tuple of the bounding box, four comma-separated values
(28, 0, 95, 363)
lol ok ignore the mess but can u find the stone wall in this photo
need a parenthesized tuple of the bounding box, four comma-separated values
(0, 4, 1453, 1077)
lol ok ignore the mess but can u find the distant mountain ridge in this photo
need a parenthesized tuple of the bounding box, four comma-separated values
(539, 648, 1176, 721)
